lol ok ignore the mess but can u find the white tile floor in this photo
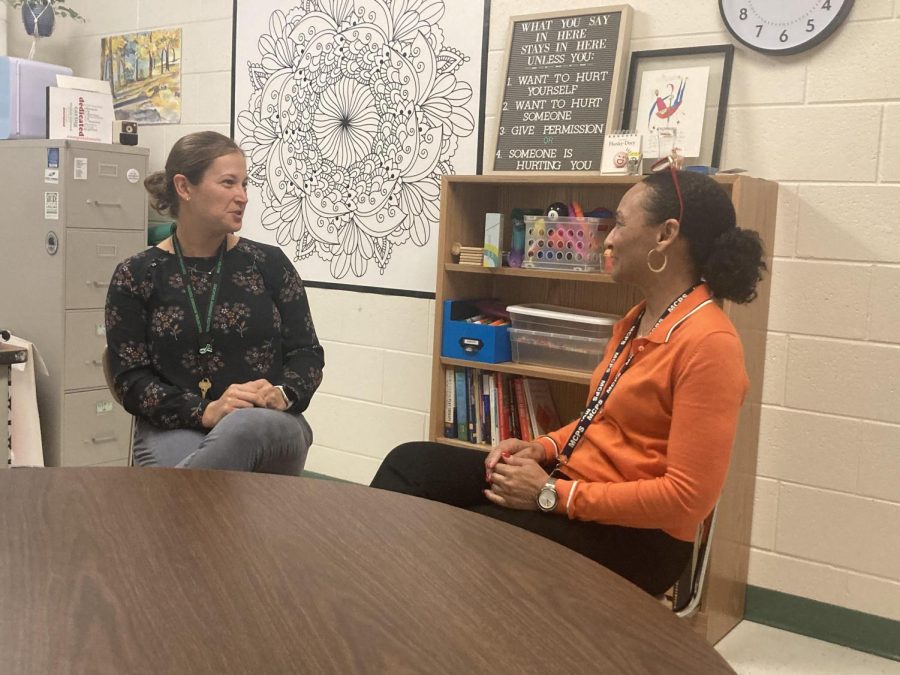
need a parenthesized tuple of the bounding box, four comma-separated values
(716, 621, 900, 674)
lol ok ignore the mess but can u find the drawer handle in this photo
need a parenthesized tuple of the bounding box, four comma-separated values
(84, 359, 103, 367)
(87, 200, 123, 208)
(86, 281, 110, 288)
(90, 433, 117, 444)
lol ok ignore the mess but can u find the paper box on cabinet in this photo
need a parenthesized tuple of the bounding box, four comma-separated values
(46, 76, 114, 144)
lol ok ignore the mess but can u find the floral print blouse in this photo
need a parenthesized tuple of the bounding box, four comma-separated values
(105, 238, 325, 430)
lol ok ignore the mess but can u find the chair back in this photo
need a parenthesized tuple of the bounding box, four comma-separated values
(101, 347, 123, 405)
(102, 347, 134, 466)
(670, 503, 719, 618)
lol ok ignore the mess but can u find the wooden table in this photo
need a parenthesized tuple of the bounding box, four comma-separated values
(0, 469, 733, 674)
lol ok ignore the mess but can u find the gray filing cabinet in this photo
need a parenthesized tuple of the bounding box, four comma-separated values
(0, 140, 148, 466)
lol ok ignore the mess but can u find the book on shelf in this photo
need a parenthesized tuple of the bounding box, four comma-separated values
(454, 368, 468, 440)
(442, 368, 562, 446)
(524, 378, 561, 436)
(444, 369, 456, 438)
(467, 368, 478, 443)
(496, 373, 510, 441)
(488, 372, 499, 446)
(481, 372, 492, 444)
(512, 377, 533, 441)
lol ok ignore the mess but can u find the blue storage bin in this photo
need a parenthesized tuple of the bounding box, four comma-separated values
(441, 300, 511, 364)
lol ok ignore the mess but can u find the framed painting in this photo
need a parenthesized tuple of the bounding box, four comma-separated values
(231, 0, 491, 297)
(101, 29, 182, 124)
(621, 44, 733, 169)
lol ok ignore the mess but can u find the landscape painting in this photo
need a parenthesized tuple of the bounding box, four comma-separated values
(101, 28, 182, 124)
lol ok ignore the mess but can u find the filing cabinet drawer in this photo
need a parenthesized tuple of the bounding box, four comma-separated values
(64, 309, 107, 390)
(62, 389, 132, 466)
(65, 148, 147, 230)
(65, 229, 145, 309)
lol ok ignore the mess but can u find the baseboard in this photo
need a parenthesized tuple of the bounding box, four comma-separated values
(745, 586, 899, 662)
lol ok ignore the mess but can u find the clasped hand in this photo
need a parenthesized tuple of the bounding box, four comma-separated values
(482, 439, 550, 511)
(201, 379, 287, 428)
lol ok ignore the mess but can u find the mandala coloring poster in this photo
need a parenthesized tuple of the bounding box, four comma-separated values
(232, 0, 488, 295)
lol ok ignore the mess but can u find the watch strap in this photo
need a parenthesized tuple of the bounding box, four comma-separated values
(275, 385, 293, 409)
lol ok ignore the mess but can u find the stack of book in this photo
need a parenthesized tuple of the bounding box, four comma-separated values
(455, 245, 484, 266)
(443, 368, 562, 445)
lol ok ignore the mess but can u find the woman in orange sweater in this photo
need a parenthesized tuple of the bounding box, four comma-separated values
(371, 168, 765, 595)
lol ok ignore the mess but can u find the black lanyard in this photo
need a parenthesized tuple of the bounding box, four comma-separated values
(556, 285, 698, 466)
(172, 233, 227, 397)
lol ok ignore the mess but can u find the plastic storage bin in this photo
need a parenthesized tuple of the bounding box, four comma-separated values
(506, 304, 619, 371)
(522, 215, 613, 272)
(441, 300, 511, 364)
(0, 57, 73, 139)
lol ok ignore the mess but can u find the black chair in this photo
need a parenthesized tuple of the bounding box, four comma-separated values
(101, 347, 134, 467)
(664, 503, 719, 618)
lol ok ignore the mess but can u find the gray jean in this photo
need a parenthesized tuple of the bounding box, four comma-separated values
(132, 407, 313, 475)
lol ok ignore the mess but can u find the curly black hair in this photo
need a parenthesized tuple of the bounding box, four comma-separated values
(642, 170, 766, 303)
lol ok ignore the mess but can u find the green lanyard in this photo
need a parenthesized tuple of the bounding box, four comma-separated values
(172, 233, 227, 397)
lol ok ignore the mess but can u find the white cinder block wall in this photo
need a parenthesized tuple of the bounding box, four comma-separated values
(8, 0, 898, 623)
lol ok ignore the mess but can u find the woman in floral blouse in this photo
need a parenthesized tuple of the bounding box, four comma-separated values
(105, 131, 325, 474)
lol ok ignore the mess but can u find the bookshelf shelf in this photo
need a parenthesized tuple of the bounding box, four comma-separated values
(434, 437, 489, 452)
(444, 263, 615, 284)
(439, 357, 593, 386)
(429, 173, 777, 646)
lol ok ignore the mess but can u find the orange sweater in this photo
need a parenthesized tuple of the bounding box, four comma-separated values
(537, 286, 748, 542)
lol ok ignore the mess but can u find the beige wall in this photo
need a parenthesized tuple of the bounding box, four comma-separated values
(11, 0, 899, 622)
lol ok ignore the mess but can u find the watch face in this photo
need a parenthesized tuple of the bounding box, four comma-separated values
(538, 486, 557, 511)
(719, 0, 854, 55)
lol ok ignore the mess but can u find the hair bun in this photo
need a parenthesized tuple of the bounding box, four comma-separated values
(703, 228, 766, 304)
(144, 170, 173, 215)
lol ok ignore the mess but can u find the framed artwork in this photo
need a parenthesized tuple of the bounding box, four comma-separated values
(101, 29, 182, 124)
(621, 44, 733, 168)
(231, 0, 490, 298)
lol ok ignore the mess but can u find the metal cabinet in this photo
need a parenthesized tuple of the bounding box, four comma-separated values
(0, 140, 148, 466)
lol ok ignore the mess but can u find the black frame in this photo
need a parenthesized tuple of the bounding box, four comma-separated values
(620, 44, 734, 170)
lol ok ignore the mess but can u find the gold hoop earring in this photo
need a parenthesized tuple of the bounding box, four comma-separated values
(647, 248, 667, 273)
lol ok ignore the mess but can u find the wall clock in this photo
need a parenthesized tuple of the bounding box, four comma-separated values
(719, 0, 854, 55)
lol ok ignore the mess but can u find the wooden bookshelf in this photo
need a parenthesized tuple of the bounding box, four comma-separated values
(428, 173, 778, 645)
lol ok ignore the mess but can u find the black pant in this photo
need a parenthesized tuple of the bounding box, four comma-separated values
(370, 442, 693, 597)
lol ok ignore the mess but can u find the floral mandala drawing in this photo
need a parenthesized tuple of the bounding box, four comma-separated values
(237, 0, 475, 280)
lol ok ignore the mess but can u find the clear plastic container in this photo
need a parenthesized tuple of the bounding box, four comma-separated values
(506, 304, 619, 339)
(509, 327, 609, 371)
(523, 215, 612, 271)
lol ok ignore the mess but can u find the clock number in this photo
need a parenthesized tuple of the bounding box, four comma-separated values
(780, 30, 789, 42)
(806, 18, 815, 32)
(739, 8, 747, 19)
(823, 0, 832, 9)
(755, 24, 763, 37)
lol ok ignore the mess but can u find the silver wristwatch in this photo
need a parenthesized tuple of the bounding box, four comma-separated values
(537, 478, 559, 512)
